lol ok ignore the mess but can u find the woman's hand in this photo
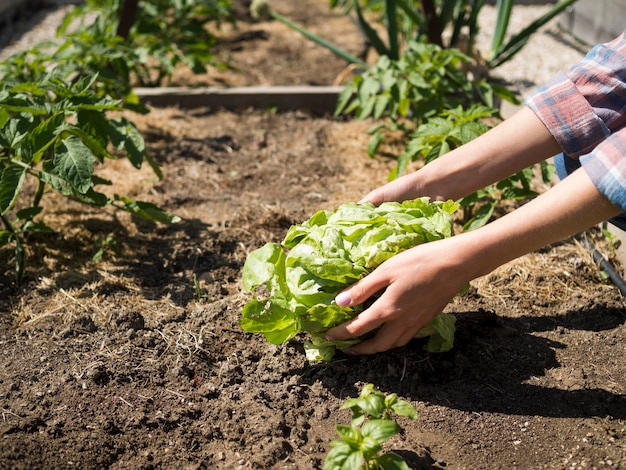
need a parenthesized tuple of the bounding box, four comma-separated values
(325, 236, 475, 355)
(328, 167, 621, 355)
(358, 172, 425, 206)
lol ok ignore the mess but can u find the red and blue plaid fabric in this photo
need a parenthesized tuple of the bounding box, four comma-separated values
(525, 30, 626, 211)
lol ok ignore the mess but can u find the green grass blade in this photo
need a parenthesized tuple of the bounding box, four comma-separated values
(465, 0, 485, 54)
(488, 0, 578, 67)
(269, 10, 368, 68)
(491, 0, 514, 55)
(385, 0, 399, 60)
(395, 0, 423, 27)
(352, 0, 391, 58)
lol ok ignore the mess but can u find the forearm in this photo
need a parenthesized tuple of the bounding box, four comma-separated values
(364, 106, 563, 204)
(420, 106, 562, 200)
(457, 167, 621, 280)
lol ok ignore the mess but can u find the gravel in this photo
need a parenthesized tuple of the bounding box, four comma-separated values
(0, 0, 75, 61)
(476, 4, 588, 96)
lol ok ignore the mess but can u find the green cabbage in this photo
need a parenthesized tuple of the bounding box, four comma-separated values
(240, 197, 459, 361)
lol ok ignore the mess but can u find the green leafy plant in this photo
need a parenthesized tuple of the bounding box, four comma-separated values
(0, 0, 235, 282)
(0, 71, 179, 283)
(334, 41, 510, 165)
(398, 105, 555, 229)
(458, 161, 555, 230)
(240, 197, 458, 361)
(324, 383, 418, 470)
(397, 105, 496, 174)
(336, 42, 488, 122)
(328, 0, 578, 69)
(58, 0, 233, 88)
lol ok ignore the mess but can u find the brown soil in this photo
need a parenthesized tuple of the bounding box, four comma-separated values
(1, 1, 625, 469)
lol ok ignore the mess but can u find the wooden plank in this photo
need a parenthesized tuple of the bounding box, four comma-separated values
(134, 85, 345, 115)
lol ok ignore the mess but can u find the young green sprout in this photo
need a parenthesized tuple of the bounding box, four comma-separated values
(324, 383, 418, 470)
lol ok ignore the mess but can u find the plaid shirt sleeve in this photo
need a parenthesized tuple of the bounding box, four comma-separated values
(525, 30, 626, 211)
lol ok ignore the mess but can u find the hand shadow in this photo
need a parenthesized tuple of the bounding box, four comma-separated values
(303, 305, 626, 419)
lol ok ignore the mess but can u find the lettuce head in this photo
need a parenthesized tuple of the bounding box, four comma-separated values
(240, 197, 459, 361)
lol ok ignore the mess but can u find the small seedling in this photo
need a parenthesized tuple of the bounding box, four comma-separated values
(324, 383, 417, 470)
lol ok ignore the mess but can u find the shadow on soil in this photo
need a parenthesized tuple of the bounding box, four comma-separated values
(300, 307, 626, 420)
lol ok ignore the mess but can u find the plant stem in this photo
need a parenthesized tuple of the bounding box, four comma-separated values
(32, 179, 46, 209)
(116, 0, 139, 39)
(0, 213, 15, 233)
(420, 0, 443, 47)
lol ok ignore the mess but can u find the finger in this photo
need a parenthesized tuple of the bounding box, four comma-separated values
(325, 301, 387, 341)
(349, 321, 419, 355)
(328, 274, 392, 340)
(358, 186, 390, 206)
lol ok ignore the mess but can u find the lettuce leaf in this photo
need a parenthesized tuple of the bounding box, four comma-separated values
(240, 197, 460, 361)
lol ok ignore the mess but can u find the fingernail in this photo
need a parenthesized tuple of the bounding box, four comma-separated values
(335, 291, 352, 307)
(325, 333, 334, 341)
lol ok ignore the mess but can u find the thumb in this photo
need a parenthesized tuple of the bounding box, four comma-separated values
(327, 271, 390, 341)
(334, 269, 389, 308)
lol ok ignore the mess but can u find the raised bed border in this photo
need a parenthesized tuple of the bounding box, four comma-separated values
(135, 85, 346, 115)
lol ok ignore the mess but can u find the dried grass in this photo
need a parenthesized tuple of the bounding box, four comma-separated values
(471, 235, 621, 309)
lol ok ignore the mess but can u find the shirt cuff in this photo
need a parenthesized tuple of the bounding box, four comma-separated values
(580, 132, 626, 212)
(525, 73, 610, 157)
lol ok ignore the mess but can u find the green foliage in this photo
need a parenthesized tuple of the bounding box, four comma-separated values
(396, 105, 496, 177)
(1, 0, 233, 108)
(336, 42, 482, 122)
(0, 0, 235, 282)
(335, 41, 506, 167)
(458, 161, 555, 230)
(324, 383, 417, 470)
(328, 0, 578, 69)
(487, 0, 578, 68)
(397, 105, 555, 229)
(240, 198, 459, 361)
(264, 1, 565, 232)
(58, 0, 233, 87)
(0, 71, 180, 282)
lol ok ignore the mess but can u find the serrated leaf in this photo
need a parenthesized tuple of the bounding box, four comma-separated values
(0, 163, 26, 215)
(26, 114, 65, 164)
(0, 114, 33, 149)
(116, 196, 181, 224)
(60, 125, 114, 163)
(77, 109, 111, 149)
(54, 136, 94, 194)
(107, 118, 145, 168)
